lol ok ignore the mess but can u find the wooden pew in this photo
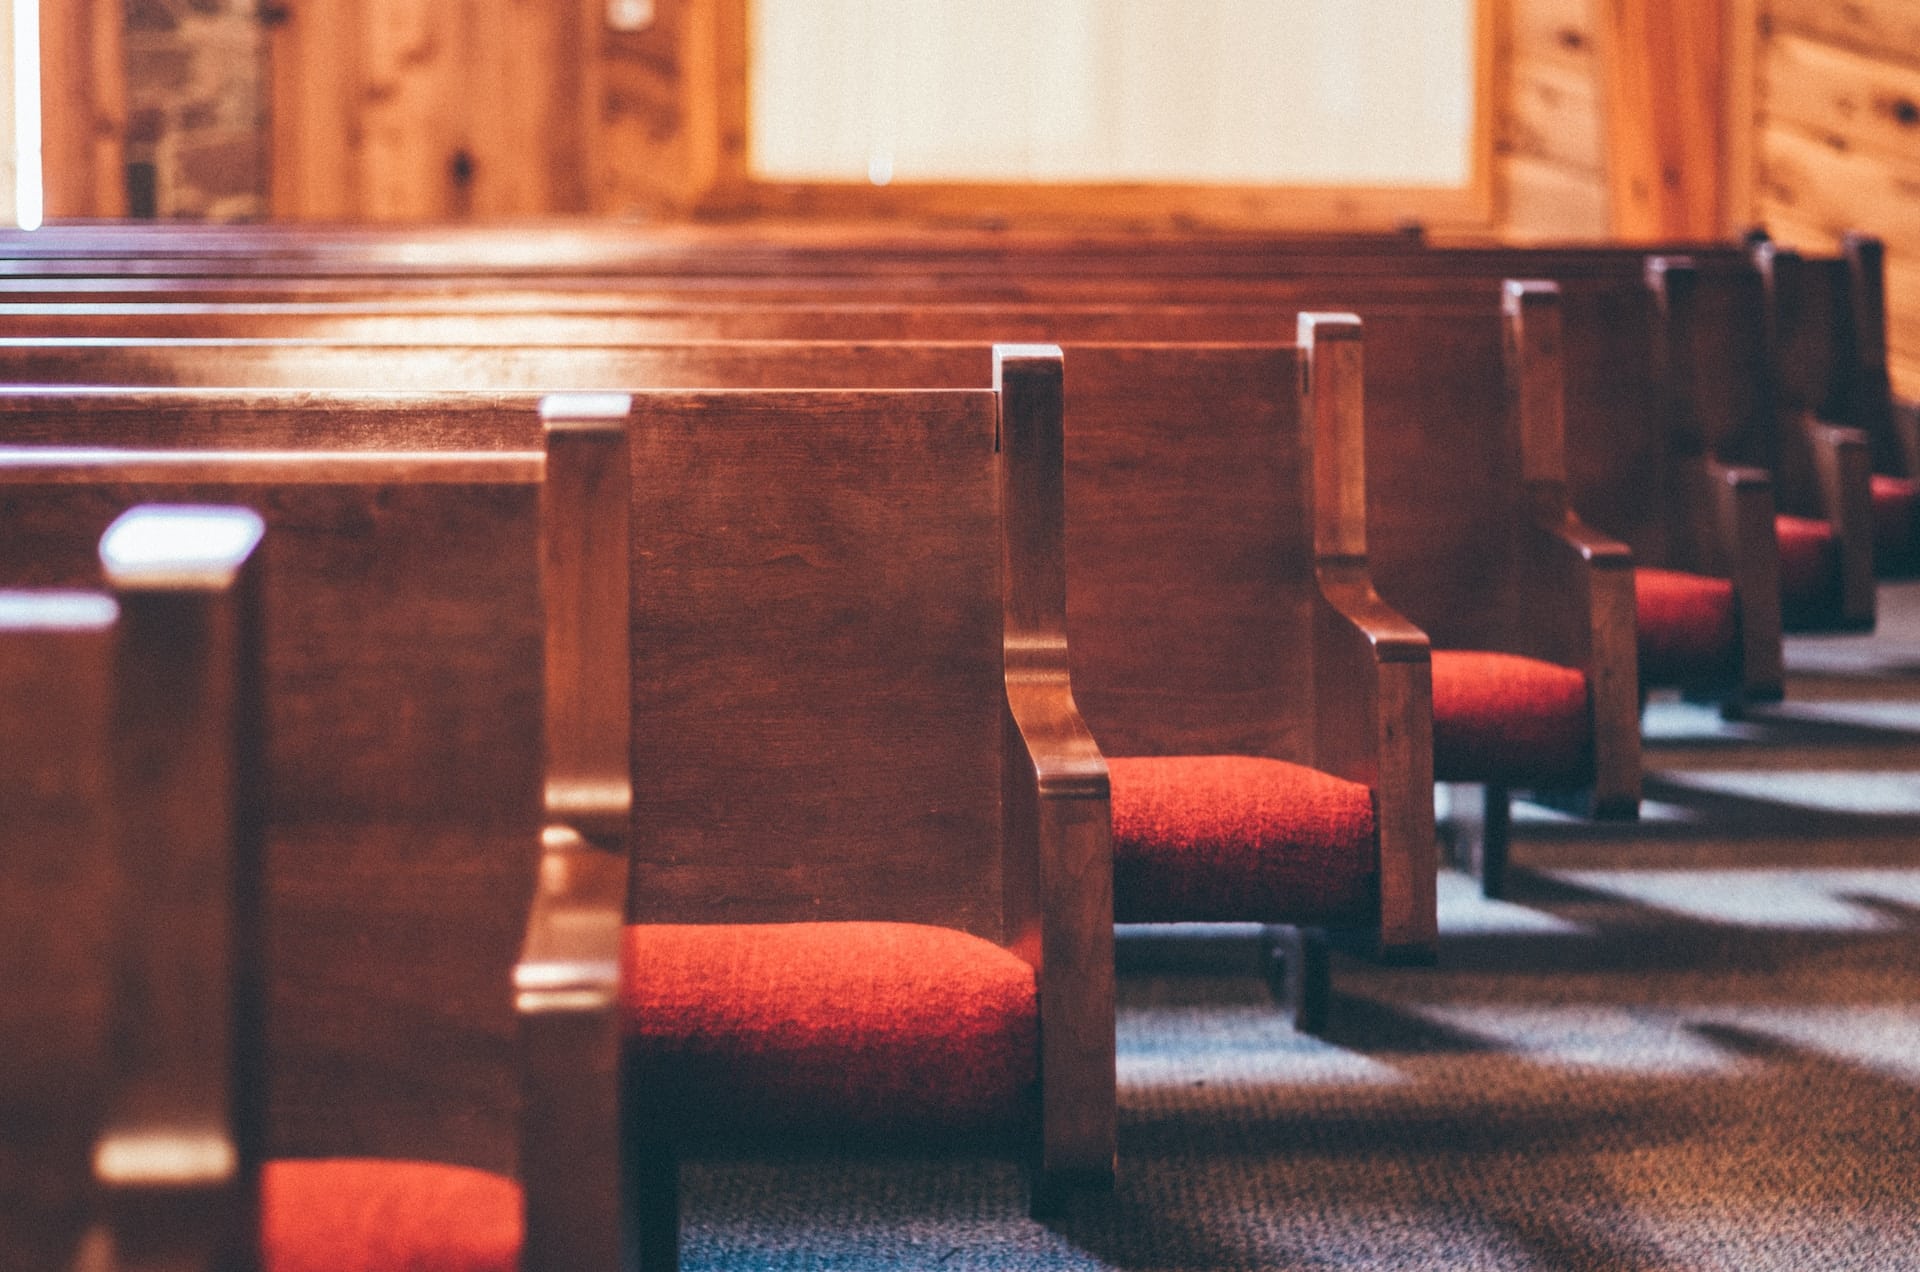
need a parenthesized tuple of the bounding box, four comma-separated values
(0, 501, 621, 1271)
(540, 372, 1114, 1265)
(1650, 254, 1873, 633)
(0, 581, 118, 1272)
(0, 441, 547, 1178)
(0, 339, 1480, 926)
(0, 306, 1640, 902)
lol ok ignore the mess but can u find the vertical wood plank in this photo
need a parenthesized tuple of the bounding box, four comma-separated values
(41, 0, 127, 217)
(1599, 0, 1727, 239)
(269, 0, 364, 219)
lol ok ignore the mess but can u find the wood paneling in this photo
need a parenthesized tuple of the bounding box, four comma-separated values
(1599, 0, 1728, 239)
(1503, 152, 1609, 240)
(1764, 33, 1920, 164)
(1507, 55, 1604, 174)
(1497, 0, 1608, 241)
(1754, 2, 1920, 398)
(1765, 0, 1920, 67)
(40, 0, 125, 217)
(269, 0, 597, 221)
(1759, 127, 1920, 251)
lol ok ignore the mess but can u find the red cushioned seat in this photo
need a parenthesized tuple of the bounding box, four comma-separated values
(620, 922, 1036, 1140)
(1431, 650, 1591, 786)
(1776, 514, 1840, 622)
(263, 1158, 521, 1272)
(1106, 755, 1376, 925)
(1634, 567, 1738, 689)
(1872, 474, 1918, 568)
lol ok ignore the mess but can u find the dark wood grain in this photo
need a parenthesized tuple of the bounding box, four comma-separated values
(95, 506, 267, 1272)
(0, 443, 543, 1175)
(624, 390, 1009, 935)
(996, 347, 1116, 1190)
(0, 589, 117, 1272)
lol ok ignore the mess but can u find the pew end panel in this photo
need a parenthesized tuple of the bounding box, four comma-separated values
(1897, 399, 1920, 484)
(0, 589, 118, 1272)
(1299, 313, 1437, 958)
(540, 393, 637, 848)
(996, 346, 1117, 1193)
(1683, 457, 1787, 704)
(1842, 234, 1906, 477)
(1504, 281, 1641, 819)
(94, 505, 269, 1272)
(515, 824, 627, 1272)
(1804, 417, 1876, 628)
(0, 440, 546, 1177)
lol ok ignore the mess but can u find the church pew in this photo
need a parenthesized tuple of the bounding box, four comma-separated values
(1818, 235, 1920, 576)
(0, 580, 118, 1272)
(542, 373, 1115, 1265)
(0, 350, 1439, 965)
(0, 232, 1848, 594)
(0, 283, 1763, 717)
(0, 502, 621, 1272)
(0, 444, 547, 1180)
(0, 315, 1628, 902)
(1648, 254, 1874, 633)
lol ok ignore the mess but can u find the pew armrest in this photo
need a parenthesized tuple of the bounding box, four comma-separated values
(1804, 418, 1875, 627)
(1313, 564, 1436, 959)
(1689, 458, 1786, 701)
(1003, 672, 1116, 1197)
(515, 825, 625, 1272)
(1533, 509, 1640, 815)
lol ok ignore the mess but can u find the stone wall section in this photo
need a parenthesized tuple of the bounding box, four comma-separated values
(123, 0, 268, 219)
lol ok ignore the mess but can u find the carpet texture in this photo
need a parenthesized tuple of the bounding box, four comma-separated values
(667, 583, 1920, 1270)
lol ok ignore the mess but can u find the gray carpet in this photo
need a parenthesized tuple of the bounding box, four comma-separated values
(680, 584, 1920, 1270)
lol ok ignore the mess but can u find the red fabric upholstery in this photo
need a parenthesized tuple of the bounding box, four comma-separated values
(1106, 755, 1376, 924)
(1431, 650, 1591, 786)
(1776, 514, 1840, 622)
(621, 922, 1036, 1139)
(263, 1159, 521, 1272)
(1872, 474, 1918, 568)
(1634, 567, 1738, 689)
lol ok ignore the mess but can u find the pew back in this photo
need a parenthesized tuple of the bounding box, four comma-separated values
(0, 439, 542, 1175)
(0, 590, 118, 1272)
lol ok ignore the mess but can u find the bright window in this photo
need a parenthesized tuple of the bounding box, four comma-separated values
(749, 0, 1476, 189)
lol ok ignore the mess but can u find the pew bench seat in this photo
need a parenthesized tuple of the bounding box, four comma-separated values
(263, 1159, 522, 1272)
(1430, 651, 1592, 788)
(1776, 513, 1844, 629)
(1107, 756, 1377, 927)
(1635, 567, 1740, 692)
(621, 922, 1038, 1142)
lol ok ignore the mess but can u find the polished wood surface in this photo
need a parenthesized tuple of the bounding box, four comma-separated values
(623, 389, 1009, 932)
(995, 347, 1116, 1189)
(95, 505, 268, 1272)
(1298, 316, 1437, 952)
(0, 440, 543, 1175)
(1502, 282, 1640, 812)
(571, 380, 1117, 1217)
(0, 588, 118, 1272)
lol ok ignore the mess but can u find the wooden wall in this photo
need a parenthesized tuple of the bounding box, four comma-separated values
(41, 0, 125, 219)
(1751, 0, 1920, 396)
(72, 0, 1615, 236)
(1498, 0, 1609, 240)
